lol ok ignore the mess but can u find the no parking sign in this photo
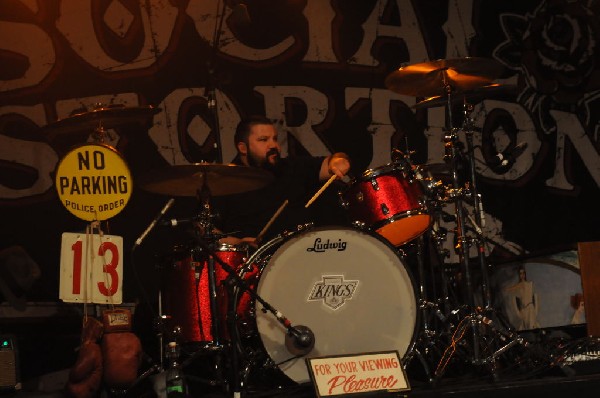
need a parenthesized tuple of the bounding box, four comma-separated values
(55, 143, 132, 221)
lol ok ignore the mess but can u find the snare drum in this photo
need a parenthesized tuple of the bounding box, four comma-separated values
(162, 243, 250, 345)
(341, 162, 431, 246)
(236, 226, 418, 384)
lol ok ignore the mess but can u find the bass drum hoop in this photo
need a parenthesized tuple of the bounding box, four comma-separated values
(237, 225, 420, 384)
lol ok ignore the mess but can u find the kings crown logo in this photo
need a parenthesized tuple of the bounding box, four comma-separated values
(308, 275, 358, 310)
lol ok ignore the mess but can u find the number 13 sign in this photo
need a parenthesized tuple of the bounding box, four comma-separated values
(60, 232, 123, 304)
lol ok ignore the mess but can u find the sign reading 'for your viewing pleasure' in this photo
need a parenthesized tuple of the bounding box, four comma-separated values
(306, 351, 409, 397)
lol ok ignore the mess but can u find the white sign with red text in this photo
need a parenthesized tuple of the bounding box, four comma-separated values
(306, 351, 409, 397)
(59, 232, 123, 304)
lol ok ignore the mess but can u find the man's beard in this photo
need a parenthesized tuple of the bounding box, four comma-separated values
(247, 148, 280, 171)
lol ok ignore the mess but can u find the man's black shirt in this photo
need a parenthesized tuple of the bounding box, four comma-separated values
(211, 156, 327, 242)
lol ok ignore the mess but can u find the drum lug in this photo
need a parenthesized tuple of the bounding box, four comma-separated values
(295, 222, 314, 233)
(351, 220, 367, 229)
(381, 203, 390, 215)
(370, 179, 380, 191)
(338, 191, 349, 209)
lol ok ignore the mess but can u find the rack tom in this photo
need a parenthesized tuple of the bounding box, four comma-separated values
(341, 162, 431, 246)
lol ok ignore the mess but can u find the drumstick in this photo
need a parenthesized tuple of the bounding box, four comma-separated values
(305, 174, 337, 208)
(256, 199, 289, 243)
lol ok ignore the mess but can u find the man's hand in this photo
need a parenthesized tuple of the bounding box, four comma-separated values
(320, 152, 351, 181)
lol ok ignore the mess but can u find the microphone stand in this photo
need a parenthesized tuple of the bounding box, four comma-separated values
(205, 0, 228, 163)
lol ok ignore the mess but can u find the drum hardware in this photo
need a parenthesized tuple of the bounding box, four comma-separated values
(190, 229, 320, 390)
(429, 94, 528, 382)
(152, 181, 319, 393)
(384, 57, 533, 382)
(137, 163, 274, 197)
(136, 165, 255, 391)
(42, 103, 160, 141)
(384, 57, 505, 98)
(412, 84, 519, 110)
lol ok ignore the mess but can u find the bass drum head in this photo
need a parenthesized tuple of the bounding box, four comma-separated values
(255, 226, 418, 383)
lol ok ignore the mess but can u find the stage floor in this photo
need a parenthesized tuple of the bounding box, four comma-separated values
(8, 337, 600, 398)
(3, 305, 600, 397)
(12, 371, 600, 397)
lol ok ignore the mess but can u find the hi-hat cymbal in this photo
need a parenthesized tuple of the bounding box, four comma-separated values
(385, 58, 505, 97)
(138, 163, 274, 197)
(43, 104, 160, 138)
(413, 84, 518, 109)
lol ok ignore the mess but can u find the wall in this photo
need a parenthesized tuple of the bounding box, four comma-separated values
(1, 0, 599, 305)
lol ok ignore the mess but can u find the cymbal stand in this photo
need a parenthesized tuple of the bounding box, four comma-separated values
(404, 232, 455, 385)
(460, 102, 527, 369)
(184, 173, 230, 393)
(196, 178, 223, 348)
(461, 103, 492, 309)
(437, 80, 483, 370)
(434, 95, 527, 380)
(397, 153, 455, 384)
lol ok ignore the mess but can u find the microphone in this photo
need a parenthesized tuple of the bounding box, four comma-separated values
(285, 325, 315, 356)
(133, 198, 175, 248)
(159, 215, 200, 227)
(491, 142, 528, 167)
(477, 194, 486, 228)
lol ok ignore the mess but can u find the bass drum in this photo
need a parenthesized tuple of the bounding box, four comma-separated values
(237, 226, 418, 384)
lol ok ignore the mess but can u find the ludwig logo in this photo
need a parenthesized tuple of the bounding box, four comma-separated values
(308, 275, 358, 310)
(306, 237, 347, 252)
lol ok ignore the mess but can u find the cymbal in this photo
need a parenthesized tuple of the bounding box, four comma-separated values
(385, 58, 505, 97)
(138, 163, 274, 197)
(413, 84, 518, 109)
(43, 104, 160, 138)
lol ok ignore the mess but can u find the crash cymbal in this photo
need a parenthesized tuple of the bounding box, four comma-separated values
(43, 104, 160, 138)
(138, 163, 274, 197)
(413, 84, 518, 109)
(385, 57, 505, 97)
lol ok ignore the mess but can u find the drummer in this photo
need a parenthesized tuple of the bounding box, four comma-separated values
(212, 115, 351, 247)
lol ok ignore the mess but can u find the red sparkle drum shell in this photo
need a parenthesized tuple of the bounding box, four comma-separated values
(236, 226, 419, 384)
(342, 163, 431, 246)
(162, 243, 250, 345)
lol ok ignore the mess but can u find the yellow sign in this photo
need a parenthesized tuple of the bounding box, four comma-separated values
(55, 144, 132, 221)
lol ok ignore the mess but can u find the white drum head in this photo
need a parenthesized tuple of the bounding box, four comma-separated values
(255, 226, 418, 383)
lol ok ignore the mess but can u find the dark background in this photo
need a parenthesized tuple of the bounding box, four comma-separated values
(0, 0, 599, 381)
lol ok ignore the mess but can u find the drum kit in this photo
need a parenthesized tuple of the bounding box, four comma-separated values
(131, 57, 527, 395)
(45, 58, 527, 395)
